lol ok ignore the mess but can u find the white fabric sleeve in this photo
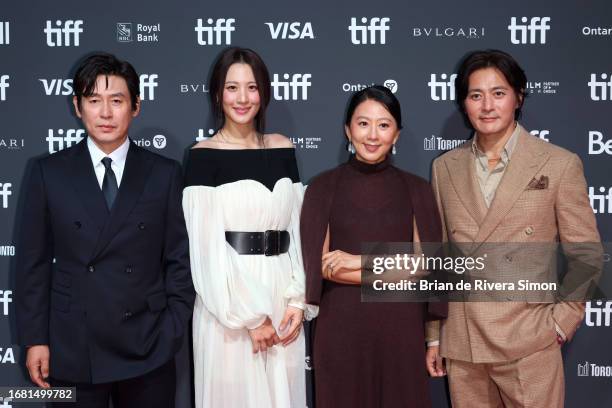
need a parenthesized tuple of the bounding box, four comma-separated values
(283, 183, 319, 320)
(183, 186, 272, 330)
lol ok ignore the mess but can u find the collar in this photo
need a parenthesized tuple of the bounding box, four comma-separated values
(471, 122, 521, 160)
(87, 137, 130, 167)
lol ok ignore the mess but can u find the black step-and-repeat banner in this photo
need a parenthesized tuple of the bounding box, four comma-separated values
(1, 0, 611, 407)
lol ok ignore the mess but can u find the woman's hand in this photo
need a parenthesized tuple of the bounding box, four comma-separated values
(425, 345, 446, 377)
(321, 250, 361, 279)
(248, 317, 280, 353)
(279, 306, 304, 347)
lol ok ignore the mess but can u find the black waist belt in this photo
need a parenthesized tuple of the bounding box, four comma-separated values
(225, 230, 290, 256)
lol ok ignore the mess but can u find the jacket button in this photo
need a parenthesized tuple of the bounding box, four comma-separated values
(525, 226, 534, 235)
(75, 221, 82, 229)
(505, 255, 513, 262)
(138, 222, 146, 230)
(123, 310, 133, 319)
(125, 266, 133, 274)
(88, 265, 95, 273)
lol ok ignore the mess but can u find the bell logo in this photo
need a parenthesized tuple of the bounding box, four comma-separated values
(588, 73, 612, 101)
(44, 19, 83, 47)
(529, 130, 550, 142)
(589, 131, 612, 155)
(428, 73, 457, 101)
(39, 78, 73, 96)
(348, 17, 390, 45)
(195, 18, 235, 45)
(265, 22, 314, 39)
(139, 74, 158, 101)
(0, 21, 9, 45)
(508, 17, 551, 45)
(47, 129, 86, 154)
(271, 73, 312, 101)
(153, 135, 167, 149)
(0, 290, 11, 316)
(0, 183, 11, 209)
(0, 74, 8, 101)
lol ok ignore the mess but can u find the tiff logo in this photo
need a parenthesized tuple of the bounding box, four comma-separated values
(0, 183, 11, 209)
(39, 78, 73, 96)
(0, 21, 9, 45)
(139, 74, 158, 101)
(428, 73, 457, 101)
(265, 22, 314, 39)
(586, 301, 612, 326)
(271, 73, 312, 101)
(348, 17, 390, 45)
(589, 186, 612, 214)
(529, 130, 550, 142)
(195, 18, 235, 45)
(589, 131, 612, 155)
(44, 19, 83, 47)
(508, 17, 551, 44)
(588, 73, 612, 101)
(0, 290, 11, 316)
(577, 362, 589, 376)
(47, 129, 86, 154)
(0, 74, 8, 101)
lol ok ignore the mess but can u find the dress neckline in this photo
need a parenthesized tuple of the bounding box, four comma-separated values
(348, 154, 390, 174)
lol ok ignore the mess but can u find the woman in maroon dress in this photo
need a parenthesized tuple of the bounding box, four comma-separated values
(300, 86, 446, 407)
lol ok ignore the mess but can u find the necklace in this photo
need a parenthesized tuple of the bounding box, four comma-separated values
(218, 129, 263, 148)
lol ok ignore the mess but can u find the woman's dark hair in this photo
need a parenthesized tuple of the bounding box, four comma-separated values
(344, 85, 403, 129)
(455, 49, 527, 121)
(209, 47, 271, 134)
(73, 53, 140, 111)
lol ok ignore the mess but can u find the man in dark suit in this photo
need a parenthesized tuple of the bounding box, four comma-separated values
(16, 53, 194, 407)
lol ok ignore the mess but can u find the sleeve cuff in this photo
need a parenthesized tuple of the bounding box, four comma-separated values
(427, 340, 440, 347)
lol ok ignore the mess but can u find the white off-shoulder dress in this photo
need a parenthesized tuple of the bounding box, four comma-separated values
(182, 148, 310, 408)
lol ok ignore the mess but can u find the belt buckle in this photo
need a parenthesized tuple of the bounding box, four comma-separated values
(264, 230, 281, 256)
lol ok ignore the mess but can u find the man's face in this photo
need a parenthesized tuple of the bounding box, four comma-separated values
(464, 67, 521, 140)
(73, 74, 140, 154)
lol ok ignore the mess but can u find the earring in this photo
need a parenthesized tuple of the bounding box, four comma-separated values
(347, 141, 356, 154)
(392, 144, 397, 155)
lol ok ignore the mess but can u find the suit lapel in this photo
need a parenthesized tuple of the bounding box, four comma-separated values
(445, 143, 488, 226)
(472, 129, 550, 246)
(91, 142, 154, 260)
(69, 140, 108, 232)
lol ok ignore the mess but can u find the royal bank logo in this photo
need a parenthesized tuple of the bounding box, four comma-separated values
(0, 347, 15, 364)
(582, 26, 612, 37)
(44, 19, 83, 47)
(0, 74, 9, 101)
(290, 136, 321, 150)
(265, 22, 314, 39)
(348, 17, 390, 45)
(139, 74, 158, 101)
(271, 73, 312, 101)
(577, 361, 612, 377)
(588, 73, 612, 101)
(529, 129, 550, 142)
(117, 23, 160, 43)
(589, 186, 612, 214)
(342, 79, 398, 94)
(134, 134, 166, 149)
(526, 80, 559, 95)
(0, 245, 15, 257)
(0, 138, 25, 150)
(195, 128, 215, 142)
(0, 290, 12, 317)
(179, 83, 209, 94)
(47, 129, 86, 154)
(117, 23, 132, 42)
(589, 131, 612, 155)
(39, 78, 73, 96)
(423, 135, 467, 151)
(0, 183, 11, 209)
(508, 17, 551, 45)
(428, 73, 456, 101)
(586, 301, 612, 327)
(0, 21, 9, 45)
(195, 18, 235, 45)
(411, 26, 485, 39)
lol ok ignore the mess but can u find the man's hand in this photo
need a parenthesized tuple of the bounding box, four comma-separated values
(279, 306, 304, 347)
(248, 317, 281, 354)
(26, 345, 50, 388)
(426, 345, 446, 377)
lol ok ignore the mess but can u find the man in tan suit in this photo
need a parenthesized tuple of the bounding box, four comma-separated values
(425, 50, 600, 407)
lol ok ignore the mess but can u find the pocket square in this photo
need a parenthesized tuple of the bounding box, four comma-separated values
(527, 175, 549, 190)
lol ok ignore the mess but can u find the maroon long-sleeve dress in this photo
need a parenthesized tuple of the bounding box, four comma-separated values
(301, 155, 446, 408)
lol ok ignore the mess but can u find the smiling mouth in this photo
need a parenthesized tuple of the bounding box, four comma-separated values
(364, 144, 381, 152)
(233, 107, 251, 114)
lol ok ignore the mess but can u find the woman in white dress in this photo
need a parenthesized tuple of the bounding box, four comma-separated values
(182, 47, 312, 407)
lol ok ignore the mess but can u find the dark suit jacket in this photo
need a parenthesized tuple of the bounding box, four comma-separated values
(16, 139, 195, 383)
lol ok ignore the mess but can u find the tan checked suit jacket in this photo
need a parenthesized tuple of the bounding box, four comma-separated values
(427, 125, 600, 363)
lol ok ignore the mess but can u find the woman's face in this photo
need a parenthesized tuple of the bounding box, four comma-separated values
(222, 63, 261, 128)
(345, 99, 400, 164)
